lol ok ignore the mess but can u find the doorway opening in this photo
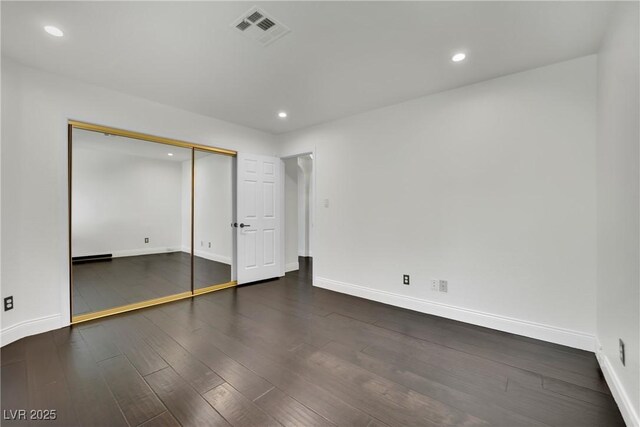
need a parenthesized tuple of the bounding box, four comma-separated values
(283, 153, 313, 273)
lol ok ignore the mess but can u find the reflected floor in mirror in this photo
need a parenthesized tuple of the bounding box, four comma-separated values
(72, 252, 231, 315)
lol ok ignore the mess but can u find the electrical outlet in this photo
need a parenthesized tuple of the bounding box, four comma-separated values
(403, 275, 410, 285)
(431, 280, 438, 291)
(144, 237, 149, 244)
(208, 242, 211, 248)
(4, 296, 14, 311)
(619, 339, 625, 366)
(439, 280, 448, 293)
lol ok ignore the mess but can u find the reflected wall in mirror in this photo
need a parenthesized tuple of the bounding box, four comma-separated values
(193, 149, 233, 289)
(71, 128, 192, 316)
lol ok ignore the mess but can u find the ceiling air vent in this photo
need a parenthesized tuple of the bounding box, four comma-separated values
(236, 20, 251, 31)
(257, 18, 275, 31)
(232, 6, 291, 47)
(247, 11, 263, 23)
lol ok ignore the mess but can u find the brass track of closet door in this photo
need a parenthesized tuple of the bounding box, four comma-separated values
(68, 120, 237, 325)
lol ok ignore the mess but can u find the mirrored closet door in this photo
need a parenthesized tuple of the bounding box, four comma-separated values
(193, 149, 233, 291)
(69, 122, 236, 323)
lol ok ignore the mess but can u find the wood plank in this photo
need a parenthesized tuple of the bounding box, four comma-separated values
(139, 411, 181, 427)
(321, 340, 545, 426)
(203, 383, 280, 427)
(103, 315, 168, 376)
(541, 376, 617, 409)
(145, 367, 230, 427)
(373, 312, 607, 393)
(1, 339, 25, 366)
(98, 354, 166, 425)
(506, 379, 625, 426)
(148, 309, 275, 401)
(139, 313, 226, 394)
(188, 326, 375, 427)
(291, 343, 487, 427)
(1, 361, 29, 427)
(56, 335, 128, 427)
(79, 324, 122, 362)
(0, 257, 624, 427)
(24, 333, 79, 426)
(254, 387, 335, 427)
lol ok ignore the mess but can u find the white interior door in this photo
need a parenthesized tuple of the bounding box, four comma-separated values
(236, 153, 282, 284)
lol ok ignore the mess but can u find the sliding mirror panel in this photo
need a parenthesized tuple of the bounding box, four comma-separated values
(71, 128, 192, 317)
(193, 149, 233, 290)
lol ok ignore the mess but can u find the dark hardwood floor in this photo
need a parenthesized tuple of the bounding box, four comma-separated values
(3, 258, 624, 426)
(72, 252, 231, 315)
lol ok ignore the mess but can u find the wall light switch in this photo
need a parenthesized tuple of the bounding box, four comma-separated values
(431, 280, 438, 291)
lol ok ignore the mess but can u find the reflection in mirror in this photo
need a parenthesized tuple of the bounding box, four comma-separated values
(71, 128, 192, 316)
(193, 149, 233, 289)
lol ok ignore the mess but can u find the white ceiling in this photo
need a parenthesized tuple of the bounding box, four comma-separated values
(2, 1, 612, 134)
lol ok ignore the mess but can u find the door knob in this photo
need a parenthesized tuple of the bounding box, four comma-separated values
(231, 222, 238, 228)
(239, 223, 251, 228)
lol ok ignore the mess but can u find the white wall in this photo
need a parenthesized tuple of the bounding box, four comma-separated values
(595, 3, 640, 425)
(279, 55, 598, 350)
(284, 157, 299, 271)
(72, 144, 183, 258)
(192, 153, 233, 264)
(0, 58, 279, 345)
(181, 160, 192, 255)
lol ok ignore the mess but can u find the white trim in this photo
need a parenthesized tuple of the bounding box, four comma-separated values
(111, 247, 182, 258)
(596, 341, 640, 427)
(193, 249, 232, 265)
(280, 149, 315, 278)
(314, 276, 596, 351)
(1, 314, 63, 347)
(280, 159, 286, 277)
(285, 261, 300, 272)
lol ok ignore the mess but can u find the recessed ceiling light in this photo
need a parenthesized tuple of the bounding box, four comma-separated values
(452, 52, 466, 62)
(278, 111, 287, 118)
(44, 25, 64, 37)
(167, 153, 174, 156)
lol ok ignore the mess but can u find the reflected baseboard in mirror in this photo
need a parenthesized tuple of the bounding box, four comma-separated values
(69, 121, 237, 324)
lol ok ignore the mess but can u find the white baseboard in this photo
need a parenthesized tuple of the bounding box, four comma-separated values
(181, 246, 232, 265)
(314, 276, 595, 351)
(286, 261, 300, 272)
(111, 247, 182, 258)
(193, 249, 232, 265)
(1, 314, 63, 347)
(596, 342, 640, 427)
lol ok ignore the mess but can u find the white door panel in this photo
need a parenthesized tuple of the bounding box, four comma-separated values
(237, 153, 282, 284)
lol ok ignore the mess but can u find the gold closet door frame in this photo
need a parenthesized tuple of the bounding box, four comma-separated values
(68, 120, 237, 325)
